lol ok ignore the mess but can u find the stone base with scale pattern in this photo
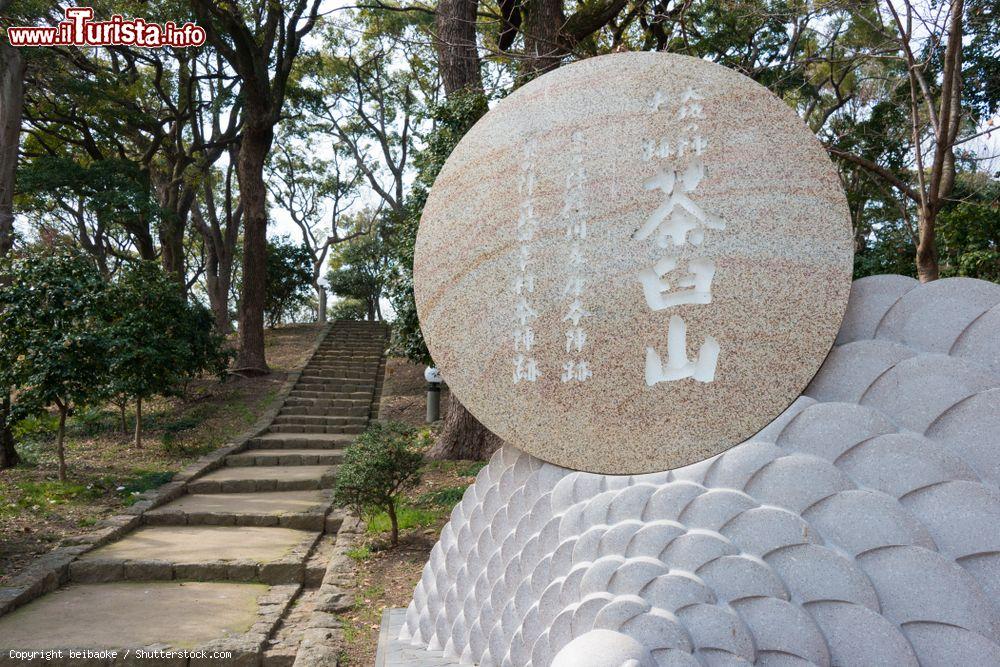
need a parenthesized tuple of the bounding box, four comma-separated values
(389, 275, 1000, 666)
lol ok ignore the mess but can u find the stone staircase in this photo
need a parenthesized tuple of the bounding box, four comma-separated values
(0, 320, 389, 665)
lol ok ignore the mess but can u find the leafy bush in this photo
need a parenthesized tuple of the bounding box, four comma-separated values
(333, 421, 424, 547)
(328, 297, 369, 321)
(0, 249, 232, 478)
(0, 247, 109, 480)
(105, 261, 232, 448)
(265, 238, 314, 327)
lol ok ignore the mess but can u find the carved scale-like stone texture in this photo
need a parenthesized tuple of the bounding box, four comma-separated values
(401, 276, 1000, 666)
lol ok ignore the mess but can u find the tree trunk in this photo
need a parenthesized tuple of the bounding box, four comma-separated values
(234, 121, 273, 374)
(119, 401, 127, 435)
(134, 397, 143, 449)
(915, 206, 940, 282)
(0, 39, 21, 470)
(206, 245, 234, 335)
(159, 206, 189, 291)
(0, 395, 18, 469)
(317, 285, 327, 323)
(0, 35, 23, 256)
(520, 0, 566, 79)
(56, 403, 68, 482)
(387, 501, 399, 547)
(428, 392, 503, 461)
(434, 0, 484, 96)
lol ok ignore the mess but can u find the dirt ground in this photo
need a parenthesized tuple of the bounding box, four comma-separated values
(378, 357, 450, 426)
(335, 459, 483, 667)
(0, 323, 323, 583)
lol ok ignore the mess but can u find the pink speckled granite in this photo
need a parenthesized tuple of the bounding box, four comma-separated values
(414, 52, 853, 474)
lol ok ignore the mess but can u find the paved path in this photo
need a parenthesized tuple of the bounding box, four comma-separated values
(0, 321, 389, 665)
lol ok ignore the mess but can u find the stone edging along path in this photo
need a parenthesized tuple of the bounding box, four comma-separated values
(0, 320, 389, 666)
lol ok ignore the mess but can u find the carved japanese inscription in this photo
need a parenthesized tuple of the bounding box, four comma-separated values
(413, 52, 853, 474)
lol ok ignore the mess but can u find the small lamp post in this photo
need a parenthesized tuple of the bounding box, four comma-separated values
(425, 366, 442, 423)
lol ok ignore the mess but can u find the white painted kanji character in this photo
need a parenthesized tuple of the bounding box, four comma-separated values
(514, 327, 535, 352)
(565, 326, 586, 353)
(568, 244, 585, 268)
(518, 247, 531, 272)
(518, 170, 536, 196)
(514, 355, 542, 383)
(643, 138, 674, 161)
(561, 360, 592, 382)
(678, 102, 705, 120)
(645, 315, 720, 385)
(642, 139, 656, 161)
(650, 90, 668, 112)
(632, 160, 726, 248)
(562, 276, 585, 297)
(565, 168, 586, 190)
(562, 298, 592, 326)
(515, 296, 538, 326)
(639, 256, 716, 311)
(517, 199, 539, 241)
(677, 87, 705, 120)
(513, 273, 535, 294)
(675, 125, 708, 158)
(679, 86, 703, 104)
(565, 219, 587, 240)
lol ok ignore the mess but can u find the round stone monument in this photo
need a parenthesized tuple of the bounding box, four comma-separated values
(414, 52, 853, 474)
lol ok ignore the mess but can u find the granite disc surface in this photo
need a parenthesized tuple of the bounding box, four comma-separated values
(414, 52, 853, 474)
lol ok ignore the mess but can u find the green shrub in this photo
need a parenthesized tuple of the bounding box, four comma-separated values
(333, 421, 424, 547)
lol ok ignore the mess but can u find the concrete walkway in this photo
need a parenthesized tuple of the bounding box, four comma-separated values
(0, 321, 389, 665)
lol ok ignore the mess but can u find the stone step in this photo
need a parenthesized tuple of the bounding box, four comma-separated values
(144, 490, 331, 531)
(187, 465, 336, 493)
(272, 414, 366, 427)
(296, 375, 374, 384)
(294, 381, 374, 392)
(283, 395, 369, 405)
(0, 581, 296, 664)
(281, 399, 370, 416)
(301, 367, 377, 376)
(228, 448, 346, 466)
(267, 423, 364, 435)
(299, 369, 373, 379)
(308, 353, 381, 360)
(311, 351, 382, 357)
(278, 404, 368, 417)
(307, 361, 379, 367)
(247, 433, 358, 452)
(288, 389, 371, 400)
(68, 526, 321, 585)
(308, 361, 380, 367)
(248, 433, 356, 449)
